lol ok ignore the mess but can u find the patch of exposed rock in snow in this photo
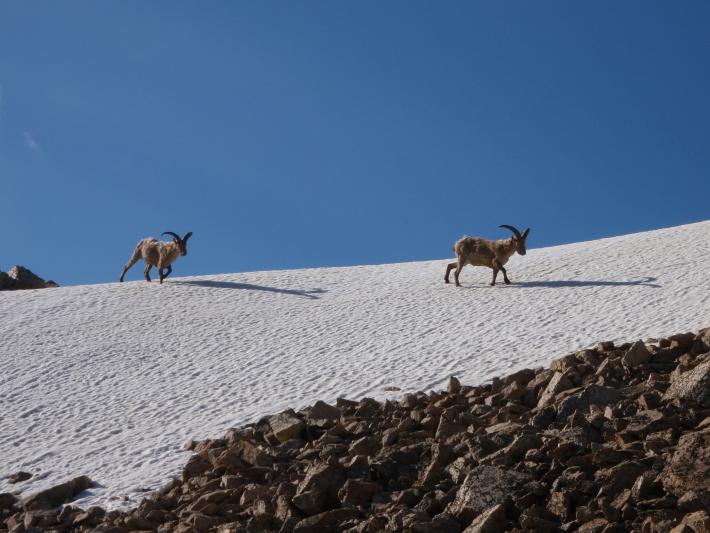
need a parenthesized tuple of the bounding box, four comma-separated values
(1, 220, 710, 509)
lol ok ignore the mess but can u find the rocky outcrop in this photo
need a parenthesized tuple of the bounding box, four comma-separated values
(3, 329, 710, 532)
(0, 266, 58, 290)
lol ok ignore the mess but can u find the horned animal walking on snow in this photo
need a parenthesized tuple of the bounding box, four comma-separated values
(445, 225, 530, 287)
(119, 231, 193, 284)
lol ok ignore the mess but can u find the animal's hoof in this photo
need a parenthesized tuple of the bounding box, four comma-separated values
(504, 280, 511, 285)
(444, 279, 449, 284)
(455, 283, 462, 287)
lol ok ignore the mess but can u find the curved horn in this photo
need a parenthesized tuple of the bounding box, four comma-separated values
(162, 231, 181, 241)
(499, 225, 522, 239)
(183, 231, 193, 242)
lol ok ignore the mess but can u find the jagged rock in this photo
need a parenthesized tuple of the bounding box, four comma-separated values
(663, 359, 710, 408)
(304, 401, 341, 429)
(677, 510, 710, 532)
(623, 341, 651, 368)
(538, 371, 574, 407)
(555, 384, 621, 420)
(445, 466, 530, 526)
(263, 409, 306, 443)
(292, 463, 345, 515)
(183, 453, 211, 480)
(662, 429, 710, 498)
(338, 479, 381, 507)
(550, 353, 579, 373)
(6, 472, 32, 484)
(22, 476, 92, 510)
(461, 503, 507, 532)
(0, 271, 10, 290)
(293, 508, 360, 532)
(624, 410, 679, 437)
(1, 265, 57, 290)
(677, 491, 710, 513)
(448, 376, 462, 394)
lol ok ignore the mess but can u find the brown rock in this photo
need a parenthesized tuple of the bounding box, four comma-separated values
(662, 429, 710, 498)
(445, 466, 531, 526)
(663, 359, 710, 408)
(304, 401, 341, 429)
(293, 508, 360, 532)
(462, 503, 507, 533)
(292, 463, 345, 515)
(623, 340, 651, 367)
(264, 409, 306, 443)
(6, 472, 32, 484)
(338, 479, 381, 507)
(23, 475, 92, 510)
(419, 442, 452, 488)
(538, 371, 574, 407)
(679, 510, 710, 532)
(550, 353, 579, 373)
(448, 376, 462, 394)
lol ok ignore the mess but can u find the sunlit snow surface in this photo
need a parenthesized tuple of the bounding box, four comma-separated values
(2, 221, 710, 508)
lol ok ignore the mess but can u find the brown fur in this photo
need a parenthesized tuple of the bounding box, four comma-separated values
(119, 232, 192, 284)
(445, 227, 529, 287)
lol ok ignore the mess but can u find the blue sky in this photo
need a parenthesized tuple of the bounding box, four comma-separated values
(1, 2, 709, 285)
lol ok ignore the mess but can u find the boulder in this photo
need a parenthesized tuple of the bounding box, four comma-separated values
(263, 409, 305, 443)
(23, 476, 92, 510)
(6, 471, 32, 484)
(5, 265, 56, 290)
(445, 466, 530, 526)
(537, 371, 574, 407)
(623, 340, 651, 367)
(293, 508, 360, 532)
(662, 429, 710, 498)
(292, 463, 345, 515)
(663, 359, 710, 408)
(462, 503, 507, 533)
(304, 401, 341, 429)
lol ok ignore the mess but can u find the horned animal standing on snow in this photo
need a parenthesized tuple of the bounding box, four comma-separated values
(119, 232, 193, 284)
(445, 225, 530, 287)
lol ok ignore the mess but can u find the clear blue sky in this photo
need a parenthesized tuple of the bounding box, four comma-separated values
(1, 2, 709, 285)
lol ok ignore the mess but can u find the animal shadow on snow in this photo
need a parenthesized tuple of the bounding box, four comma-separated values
(513, 276, 661, 289)
(171, 280, 327, 299)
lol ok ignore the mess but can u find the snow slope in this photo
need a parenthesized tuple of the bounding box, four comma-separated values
(2, 221, 710, 509)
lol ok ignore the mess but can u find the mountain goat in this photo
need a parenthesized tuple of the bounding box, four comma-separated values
(119, 231, 193, 284)
(445, 225, 530, 287)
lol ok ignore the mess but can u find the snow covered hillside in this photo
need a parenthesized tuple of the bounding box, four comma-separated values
(2, 221, 710, 509)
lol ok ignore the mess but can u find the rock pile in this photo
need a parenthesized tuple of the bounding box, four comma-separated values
(3, 329, 710, 532)
(0, 266, 58, 291)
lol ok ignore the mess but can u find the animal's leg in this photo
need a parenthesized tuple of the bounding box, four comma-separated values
(119, 248, 142, 282)
(493, 259, 510, 285)
(454, 257, 465, 287)
(445, 262, 457, 284)
(500, 265, 511, 285)
(162, 265, 173, 280)
(143, 264, 153, 282)
(158, 262, 165, 284)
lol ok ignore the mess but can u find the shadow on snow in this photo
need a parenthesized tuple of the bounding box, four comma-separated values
(511, 276, 661, 289)
(171, 280, 327, 299)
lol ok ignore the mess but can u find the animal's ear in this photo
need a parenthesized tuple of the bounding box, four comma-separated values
(183, 232, 193, 242)
(522, 228, 530, 239)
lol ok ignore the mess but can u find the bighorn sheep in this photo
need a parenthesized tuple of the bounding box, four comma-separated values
(119, 231, 193, 284)
(444, 225, 530, 287)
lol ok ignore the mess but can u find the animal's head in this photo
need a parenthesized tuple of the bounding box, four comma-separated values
(162, 231, 193, 256)
(499, 225, 530, 255)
